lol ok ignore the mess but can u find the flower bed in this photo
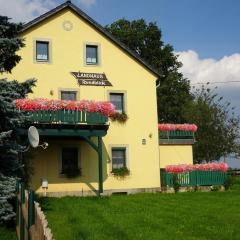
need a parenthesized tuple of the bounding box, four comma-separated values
(158, 123, 198, 132)
(165, 162, 229, 173)
(15, 98, 115, 117)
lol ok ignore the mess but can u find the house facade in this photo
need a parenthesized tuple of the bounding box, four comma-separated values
(3, 1, 194, 196)
(4, 1, 164, 196)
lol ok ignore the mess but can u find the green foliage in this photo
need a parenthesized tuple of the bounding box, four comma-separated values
(183, 85, 240, 163)
(0, 15, 36, 225)
(0, 174, 16, 225)
(224, 174, 237, 190)
(172, 174, 180, 193)
(0, 226, 16, 240)
(0, 79, 36, 177)
(0, 15, 37, 178)
(109, 112, 128, 123)
(0, 16, 24, 73)
(105, 19, 192, 123)
(111, 167, 130, 178)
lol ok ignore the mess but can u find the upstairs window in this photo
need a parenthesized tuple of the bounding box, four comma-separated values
(61, 91, 77, 101)
(112, 148, 126, 170)
(110, 93, 124, 113)
(36, 41, 49, 62)
(61, 148, 78, 174)
(86, 45, 98, 65)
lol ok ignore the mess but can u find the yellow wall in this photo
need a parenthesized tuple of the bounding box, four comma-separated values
(159, 145, 193, 169)
(2, 8, 160, 194)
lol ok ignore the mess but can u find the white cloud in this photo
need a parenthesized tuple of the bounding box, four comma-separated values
(177, 50, 240, 85)
(0, 0, 96, 23)
(77, 0, 96, 7)
(0, 0, 56, 22)
(177, 50, 240, 113)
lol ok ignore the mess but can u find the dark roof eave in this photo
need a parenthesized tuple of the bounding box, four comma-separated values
(20, 1, 161, 78)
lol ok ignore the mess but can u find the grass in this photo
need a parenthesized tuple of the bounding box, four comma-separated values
(0, 226, 16, 240)
(39, 180, 240, 240)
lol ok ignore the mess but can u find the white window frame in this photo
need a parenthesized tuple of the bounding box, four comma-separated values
(107, 90, 127, 114)
(33, 38, 52, 64)
(109, 145, 129, 172)
(83, 42, 101, 66)
(58, 88, 80, 100)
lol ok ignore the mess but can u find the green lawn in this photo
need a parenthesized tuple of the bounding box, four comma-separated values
(0, 226, 16, 240)
(40, 182, 240, 240)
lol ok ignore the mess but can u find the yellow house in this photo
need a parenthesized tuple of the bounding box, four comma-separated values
(4, 1, 194, 196)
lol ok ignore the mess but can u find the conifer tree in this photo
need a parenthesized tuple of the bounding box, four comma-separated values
(0, 16, 36, 225)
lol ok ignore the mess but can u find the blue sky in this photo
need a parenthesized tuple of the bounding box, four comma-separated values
(68, 0, 240, 60)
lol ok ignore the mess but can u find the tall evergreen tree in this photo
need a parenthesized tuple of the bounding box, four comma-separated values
(0, 16, 36, 225)
(105, 19, 192, 123)
(0, 16, 36, 177)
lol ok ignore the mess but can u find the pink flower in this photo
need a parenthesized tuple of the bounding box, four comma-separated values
(14, 98, 116, 117)
(158, 123, 198, 132)
(165, 162, 229, 173)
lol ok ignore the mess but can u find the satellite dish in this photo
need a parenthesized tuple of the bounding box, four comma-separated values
(28, 126, 39, 148)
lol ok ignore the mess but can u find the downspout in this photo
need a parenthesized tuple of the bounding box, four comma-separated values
(156, 79, 161, 189)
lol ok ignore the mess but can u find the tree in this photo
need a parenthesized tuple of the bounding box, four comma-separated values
(0, 16, 24, 73)
(183, 85, 240, 163)
(0, 16, 36, 225)
(105, 19, 192, 123)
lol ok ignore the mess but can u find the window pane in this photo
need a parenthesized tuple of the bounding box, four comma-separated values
(86, 45, 98, 64)
(110, 93, 124, 113)
(61, 91, 77, 101)
(62, 148, 78, 173)
(112, 148, 126, 169)
(36, 41, 49, 61)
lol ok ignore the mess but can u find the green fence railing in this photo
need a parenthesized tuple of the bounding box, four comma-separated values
(160, 169, 227, 187)
(159, 131, 194, 139)
(26, 110, 108, 125)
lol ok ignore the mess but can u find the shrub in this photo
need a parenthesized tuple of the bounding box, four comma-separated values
(111, 167, 130, 178)
(110, 112, 128, 123)
(172, 174, 181, 193)
(0, 174, 17, 225)
(224, 174, 236, 190)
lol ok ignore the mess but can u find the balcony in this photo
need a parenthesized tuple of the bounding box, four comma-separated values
(159, 130, 195, 145)
(26, 110, 108, 125)
(159, 130, 194, 139)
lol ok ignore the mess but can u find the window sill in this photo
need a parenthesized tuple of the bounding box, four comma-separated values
(34, 60, 51, 64)
(85, 64, 99, 67)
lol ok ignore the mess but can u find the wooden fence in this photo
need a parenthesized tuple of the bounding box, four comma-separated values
(160, 170, 227, 187)
(16, 182, 53, 240)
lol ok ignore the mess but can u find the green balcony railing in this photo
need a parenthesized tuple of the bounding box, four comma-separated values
(160, 169, 227, 187)
(26, 110, 108, 125)
(159, 130, 194, 139)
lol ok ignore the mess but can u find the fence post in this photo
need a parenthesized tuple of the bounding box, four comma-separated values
(16, 180, 20, 226)
(20, 183, 25, 240)
(28, 190, 35, 240)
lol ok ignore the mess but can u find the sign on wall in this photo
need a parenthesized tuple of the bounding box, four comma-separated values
(71, 72, 112, 86)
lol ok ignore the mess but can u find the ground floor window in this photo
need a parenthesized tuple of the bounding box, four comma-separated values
(112, 147, 126, 170)
(61, 147, 79, 174)
(61, 91, 77, 101)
